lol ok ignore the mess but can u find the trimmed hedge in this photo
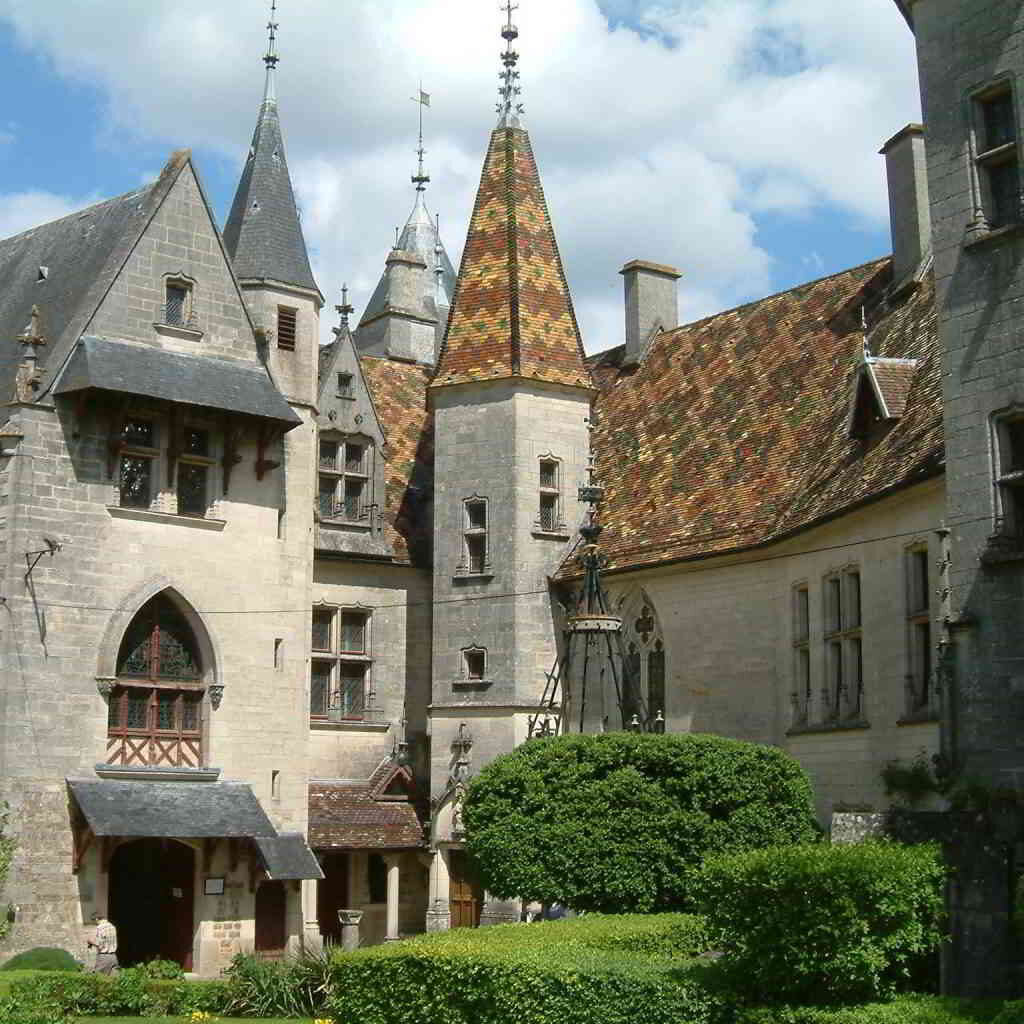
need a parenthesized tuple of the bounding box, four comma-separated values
(8, 969, 229, 1017)
(697, 842, 945, 1005)
(0, 947, 79, 971)
(463, 732, 819, 913)
(733, 995, 1005, 1023)
(327, 913, 721, 1024)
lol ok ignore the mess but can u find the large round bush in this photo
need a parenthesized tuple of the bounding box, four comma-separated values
(461, 732, 819, 913)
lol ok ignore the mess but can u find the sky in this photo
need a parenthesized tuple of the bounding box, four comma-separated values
(0, 0, 920, 354)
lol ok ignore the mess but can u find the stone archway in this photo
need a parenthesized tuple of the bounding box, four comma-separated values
(108, 838, 195, 969)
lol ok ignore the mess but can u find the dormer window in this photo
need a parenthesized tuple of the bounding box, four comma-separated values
(846, 353, 917, 440)
(318, 435, 372, 523)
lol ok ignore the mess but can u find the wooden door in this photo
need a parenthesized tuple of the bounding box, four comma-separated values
(448, 850, 482, 929)
(254, 881, 287, 956)
(316, 851, 349, 946)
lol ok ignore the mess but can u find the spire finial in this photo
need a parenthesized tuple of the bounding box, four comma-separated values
(262, 0, 279, 105)
(335, 283, 354, 329)
(411, 85, 431, 192)
(496, 1, 523, 127)
(861, 306, 872, 361)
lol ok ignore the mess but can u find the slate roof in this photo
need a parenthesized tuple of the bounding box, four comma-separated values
(358, 191, 457, 328)
(432, 126, 592, 390)
(255, 833, 324, 880)
(68, 779, 276, 838)
(360, 355, 434, 566)
(55, 336, 301, 428)
(223, 95, 319, 297)
(576, 258, 942, 575)
(308, 763, 427, 849)
(0, 153, 188, 403)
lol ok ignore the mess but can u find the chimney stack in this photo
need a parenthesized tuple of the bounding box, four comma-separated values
(880, 124, 931, 284)
(620, 260, 681, 367)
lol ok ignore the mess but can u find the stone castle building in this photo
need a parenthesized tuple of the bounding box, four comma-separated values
(0, 0, 1019, 991)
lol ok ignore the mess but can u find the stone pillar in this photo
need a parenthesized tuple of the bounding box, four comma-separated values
(384, 853, 401, 941)
(300, 878, 323, 953)
(337, 909, 363, 952)
(425, 848, 451, 932)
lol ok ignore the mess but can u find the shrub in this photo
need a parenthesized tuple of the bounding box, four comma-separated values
(139, 956, 185, 979)
(223, 951, 326, 1017)
(0, 994, 69, 1024)
(327, 913, 725, 1024)
(734, 994, 1005, 1023)
(462, 732, 819, 913)
(0, 947, 79, 972)
(994, 1000, 1024, 1024)
(696, 841, 945, 1004)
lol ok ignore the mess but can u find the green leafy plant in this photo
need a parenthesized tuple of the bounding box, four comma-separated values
(139, 956, 185, 979)
(462, 732, 820, 913)
(223, 951, 326, 1017)
(0, 947, 79, 972)
(0, 805, 17, 943)
(695, 841, 946, 1005)
(881, 752, 939, 805)
(327, 913, 724, 1024)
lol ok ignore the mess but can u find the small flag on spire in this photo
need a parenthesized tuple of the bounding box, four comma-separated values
(416, 89, 431, 107)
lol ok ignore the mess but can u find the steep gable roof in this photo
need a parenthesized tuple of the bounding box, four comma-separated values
(432, 126, 591, 390)
(223, 93, 319, 298)
(0, 152, 189, 401)
(580, 259, 942, 574)
(359, 356, 434, 566)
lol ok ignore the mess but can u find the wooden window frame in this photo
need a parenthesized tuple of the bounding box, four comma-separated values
(318, 435, 372, 524)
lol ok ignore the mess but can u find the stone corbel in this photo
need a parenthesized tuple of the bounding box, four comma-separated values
(255, 423, 281, 480)
(208, 684, 225, 710)
(95, 677, 116, 700)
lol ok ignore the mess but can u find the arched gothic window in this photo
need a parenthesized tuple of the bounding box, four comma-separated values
(107, 594, 204, 768)
(617, 590, 666, 729)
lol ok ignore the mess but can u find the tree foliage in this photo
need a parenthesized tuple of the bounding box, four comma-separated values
(0, 803, 15, 942)
(461, 732, 819, 913)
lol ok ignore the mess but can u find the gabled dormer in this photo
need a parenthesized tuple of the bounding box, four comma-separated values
(315, 300, 392, 559)
(847, 343, 918, 439)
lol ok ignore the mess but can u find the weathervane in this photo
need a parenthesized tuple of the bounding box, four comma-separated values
(411, 85, 431, 192)
(496, 1, 523, 125)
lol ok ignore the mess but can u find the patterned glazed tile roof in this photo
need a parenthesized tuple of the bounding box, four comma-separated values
(359, 355, 433, 566)
(308, 763, 427, 849)
(576, 258, 941, 574)
(432, 126, 592, 390)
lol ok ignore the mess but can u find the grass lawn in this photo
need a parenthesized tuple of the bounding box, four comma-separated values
(73, 1020, 318, 1023)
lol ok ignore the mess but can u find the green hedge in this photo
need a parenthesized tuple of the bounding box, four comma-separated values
(697, 842, 945, 1005)
(0, 947, 79, 971)
(463, 732, 820, 913)
(733, 994, 1005, 1023)
(327, 913, 722, 1024)
(8, 969, 229, 1017)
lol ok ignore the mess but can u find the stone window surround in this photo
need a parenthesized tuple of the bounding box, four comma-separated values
(456, 495, 492, 579)
(318, 432, 374, 529)
(821, 566, 864, 725)
(309, 601, 376, 723)
(154, 272, 202, 340)
(277, 304, 298, 351)
(458, 646, 489, 686)
(534, 453, 568, 537)
(116, 408, 221, 521)
(903, 541, 938, 722)
(967, 76, 1022, 238)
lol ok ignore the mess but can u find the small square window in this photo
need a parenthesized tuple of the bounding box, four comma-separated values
(337, 373, 354, 399)
(466, 501, 487, 531)
(975, 86, 1021, 230)
(466, 534, 487, 574)
(164, 281, 192, 327)
(340, 611, 368, 654)
(277, 306, 298, 350)
(343, 478, 364, 520)
(320, 440, 339, 471)
(120, 455, 153, 508)
(177, 462, 209, 517)
(312, 609, 333, 652)
(982, 90, 1016, 152)
(185, 428, 209, 457)
(123, 418, 155, 449)
(345, 443, 365, 474)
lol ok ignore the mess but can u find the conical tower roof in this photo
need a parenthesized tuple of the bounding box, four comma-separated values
(223, 13, 319, 297)
(359, 191, 456, 328)
(432, 123, 591, 389)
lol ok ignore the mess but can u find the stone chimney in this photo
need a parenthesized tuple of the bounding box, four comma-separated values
(620, 259, 681, 367)
(879, 124, 931, 283)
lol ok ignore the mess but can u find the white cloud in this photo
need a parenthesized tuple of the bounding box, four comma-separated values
(0, 0, 919, 352)
(0, 189, 93, 240)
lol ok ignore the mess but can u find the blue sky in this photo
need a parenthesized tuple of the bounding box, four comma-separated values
(0, 0, 919, 352)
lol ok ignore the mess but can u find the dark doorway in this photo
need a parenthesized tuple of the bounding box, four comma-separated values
(316, 851, 349, 945)
(254, 881, 287, 956)
(109, 838, 195, 969)
(449, 850, 483, 929)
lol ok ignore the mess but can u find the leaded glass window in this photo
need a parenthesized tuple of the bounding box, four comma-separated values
(318, 435, 372, 522)
(340, 611, 367, 654)
(116, 595, 201, 681)
(310, 605, 372, 721)
(119, 455, 152, 508)
(312, 609, 333, 652)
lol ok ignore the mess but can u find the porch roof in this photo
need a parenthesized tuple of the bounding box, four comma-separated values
(255, 833, 324, 881)
(68, 779, 277, 838)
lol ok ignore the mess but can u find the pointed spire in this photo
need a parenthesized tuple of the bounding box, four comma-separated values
(434, 13, 590, 391)
(223, 0, 320, 298)
(496, 1, 523, 127)
(263, 0, 279, 107)
(411, 86, 431, 192)
(336, 283, 354, 330)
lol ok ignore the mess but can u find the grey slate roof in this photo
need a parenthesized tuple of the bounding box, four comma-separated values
(55, 336, 301, 428)
(255, 833, 324, 880)
(68, 779, 277, 838)
(357, 191, 456, 328)
(0, 182, 158, 402)
(223, 97, 319, 296)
